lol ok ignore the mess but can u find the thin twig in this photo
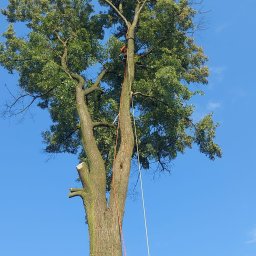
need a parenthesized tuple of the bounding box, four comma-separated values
(5, 86, 56, 116)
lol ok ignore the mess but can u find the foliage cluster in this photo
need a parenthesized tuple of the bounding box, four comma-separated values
(0, 0, 221, 185)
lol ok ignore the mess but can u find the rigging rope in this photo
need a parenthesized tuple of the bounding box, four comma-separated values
(131, 95, 151, 256)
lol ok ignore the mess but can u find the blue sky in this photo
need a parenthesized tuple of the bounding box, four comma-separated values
(0, 0, 256, 255)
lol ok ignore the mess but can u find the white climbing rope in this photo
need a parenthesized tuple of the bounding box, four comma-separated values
(112, 113, 119, 124)
(131, 95, 151, 256)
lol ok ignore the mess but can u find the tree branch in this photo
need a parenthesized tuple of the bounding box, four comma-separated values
(137, 0, 149, 16)
(4, 86, 56, 117)
(83, 68, 107, 96)
(84, 86, 103, 96)
(92, 68, 107, 88)
(57, 35, 106, 98)
(93, 121, 115, 129)
(103, 0, 130, 27)
(69, 188, 84, 198)
(57, 36, 106, 189)
(132, 0, 148, 28)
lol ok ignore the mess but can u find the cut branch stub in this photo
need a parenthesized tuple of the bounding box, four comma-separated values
(76, 162, 92, 192)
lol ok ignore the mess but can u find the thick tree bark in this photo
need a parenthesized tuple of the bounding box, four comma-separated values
(71, 163, 123, 256)
(87, 203, 122, 256)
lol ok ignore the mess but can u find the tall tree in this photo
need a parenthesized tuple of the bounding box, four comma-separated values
(0, 0, 221, 255)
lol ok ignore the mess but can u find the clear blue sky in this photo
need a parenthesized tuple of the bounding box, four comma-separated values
(0, 1, 256, 255)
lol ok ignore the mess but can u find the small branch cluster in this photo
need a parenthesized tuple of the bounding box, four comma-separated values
(3, 85, 55, 117)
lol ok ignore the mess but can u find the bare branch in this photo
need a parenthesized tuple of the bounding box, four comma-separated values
(12, 95, 38, 116)
(4, 86, 56, 117)
(157, 153, 170, 173)
(4, 84, 16, 100)
(7, 93, 31, 110)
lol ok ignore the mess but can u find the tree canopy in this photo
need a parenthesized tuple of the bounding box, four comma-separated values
(0, 0, 221, 186)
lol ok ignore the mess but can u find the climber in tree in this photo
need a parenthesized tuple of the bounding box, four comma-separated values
(119, 45, 127, 62)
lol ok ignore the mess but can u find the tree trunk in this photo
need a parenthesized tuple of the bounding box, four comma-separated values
(86, 203, 123, 256)
(73, 163, 123, 256)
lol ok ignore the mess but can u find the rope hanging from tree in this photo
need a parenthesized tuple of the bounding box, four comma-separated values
(131, 94, 151, 256)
